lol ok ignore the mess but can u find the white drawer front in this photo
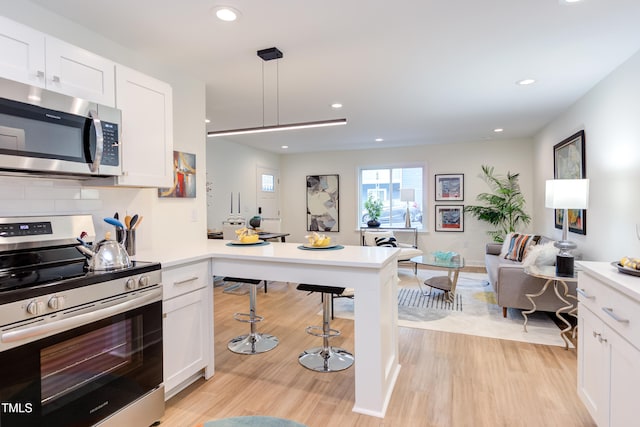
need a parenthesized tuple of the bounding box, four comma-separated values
(162, 260, 210, 300)
(601, 288, 640, 350)
(577, 272, 610, 314)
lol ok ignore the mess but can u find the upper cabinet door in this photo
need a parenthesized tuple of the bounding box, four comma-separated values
(45, 36, 115, 107)
(115, 65, 173, 188)
(0, 16, 46, 87)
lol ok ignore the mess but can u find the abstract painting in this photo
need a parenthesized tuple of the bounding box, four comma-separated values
(158, 151, 196, 198)
(306, 174, 339, 231)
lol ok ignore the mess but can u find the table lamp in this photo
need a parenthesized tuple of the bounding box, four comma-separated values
(400, 188, 415, 228)
(545, 179, 589, 277)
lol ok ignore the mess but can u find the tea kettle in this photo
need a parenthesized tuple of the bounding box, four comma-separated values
(76, 218, 132, 271)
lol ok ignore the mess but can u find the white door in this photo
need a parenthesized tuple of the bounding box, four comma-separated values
(256, 166, 280, 231)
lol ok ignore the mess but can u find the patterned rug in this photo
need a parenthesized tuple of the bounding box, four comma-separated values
(330, 269, 566, 347)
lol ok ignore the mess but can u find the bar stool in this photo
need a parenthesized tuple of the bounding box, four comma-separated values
(227, 278, 279, 355)
(296, 284, 354, 372)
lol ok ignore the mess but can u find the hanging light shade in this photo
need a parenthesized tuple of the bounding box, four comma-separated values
(207, 47, 347, 138)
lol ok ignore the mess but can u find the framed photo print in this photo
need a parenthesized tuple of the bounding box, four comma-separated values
(435, 174, 464, 201)
(553, 130, 586, 235)
(435, 205, 464, 232)
(306, 174, 339, 232)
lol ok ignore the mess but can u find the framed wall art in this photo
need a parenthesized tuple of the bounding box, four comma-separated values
(306, 174, 339, 232)
(553, 130, 586, 235)
(435, 205, 464, 232)
(435, 173, 464, 201)
(158, 150, 196, 198)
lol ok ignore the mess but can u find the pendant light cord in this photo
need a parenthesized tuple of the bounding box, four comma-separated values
(276, 58, 280, 126)
(261, 61, 265, 127)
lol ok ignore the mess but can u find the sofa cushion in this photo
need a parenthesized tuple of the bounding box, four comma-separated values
(363, 230, 394, 247)
(522, 241, 558, 267)
(375, 236, 398, 247)
(503, 233, 541, 262)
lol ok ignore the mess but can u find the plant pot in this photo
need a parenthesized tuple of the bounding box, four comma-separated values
(367, 220, 381, 228)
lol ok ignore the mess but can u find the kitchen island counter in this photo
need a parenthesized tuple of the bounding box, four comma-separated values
(135, 240, 401, 418)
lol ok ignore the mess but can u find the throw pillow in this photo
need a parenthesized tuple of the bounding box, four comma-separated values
(503, 233, 541, 262)
(522, 241, 558, 267)
(375, 236, 398, 247)
(499, 232, 515, 258)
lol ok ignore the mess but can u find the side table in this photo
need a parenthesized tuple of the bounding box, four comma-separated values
(410, 253, 465, 303)
(523, 265, 578, 349)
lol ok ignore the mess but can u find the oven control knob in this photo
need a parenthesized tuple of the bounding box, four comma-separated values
(126, 278, 137, 290)
(138, 275, 150, 287)
(26, 300, 44, 316)
(48, 296, 64, 310)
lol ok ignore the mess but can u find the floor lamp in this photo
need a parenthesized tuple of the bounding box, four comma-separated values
(400, 188, 415, 228)
(545, 179, 589, 277)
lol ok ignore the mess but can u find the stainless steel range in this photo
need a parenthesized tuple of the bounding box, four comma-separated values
(0, 215, 164, 427)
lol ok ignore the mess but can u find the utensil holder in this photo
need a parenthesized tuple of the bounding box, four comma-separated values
(116, 229, 136, 256)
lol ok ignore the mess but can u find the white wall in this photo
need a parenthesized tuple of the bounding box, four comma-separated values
(533, 48, 640, 262)
(206, 138, 281, 231)
(0, 3, 207, 252)
(281, 138, 535, 266)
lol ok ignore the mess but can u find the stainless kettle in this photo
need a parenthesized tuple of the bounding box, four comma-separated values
(77, 231, 132, 271)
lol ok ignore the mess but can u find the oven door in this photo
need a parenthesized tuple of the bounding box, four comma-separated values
(0, 290, 162, 427)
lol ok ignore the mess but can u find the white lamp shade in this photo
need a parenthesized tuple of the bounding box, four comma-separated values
(545, 179, 589, 209)
(400, 188, 415, 202)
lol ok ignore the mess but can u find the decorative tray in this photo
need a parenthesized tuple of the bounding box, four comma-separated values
(302, 243, 339, 249)
(611, 261, 640, 277)
(297, 244, 344, 251)
(226, 241, 270, 246)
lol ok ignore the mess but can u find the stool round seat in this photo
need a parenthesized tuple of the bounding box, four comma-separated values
(296, 283, 354, 372)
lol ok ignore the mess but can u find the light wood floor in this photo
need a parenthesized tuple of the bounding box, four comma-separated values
(161, 280, 595, 427)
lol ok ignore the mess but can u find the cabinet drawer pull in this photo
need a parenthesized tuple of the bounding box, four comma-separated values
(576, 288, 594, 299)
(602, 307, 630, 323)
(174, 276, 199, 286)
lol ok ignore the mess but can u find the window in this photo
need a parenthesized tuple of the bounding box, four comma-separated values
(261, 174, 274, 192)
(359, 166, 424, 228)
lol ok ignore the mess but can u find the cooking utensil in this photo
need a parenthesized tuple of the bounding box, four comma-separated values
(130, 214, 139, 230)
(114, 212, 119, 220)
(75, 229, 132, 271)
(124, 215, 132, 230)
(104, 217, 125, 230)
(132, 215, 143, 230)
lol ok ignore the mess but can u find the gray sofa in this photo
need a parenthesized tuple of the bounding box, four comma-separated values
(485, 237, 578, 317)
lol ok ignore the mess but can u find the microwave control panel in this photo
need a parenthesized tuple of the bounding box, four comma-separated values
(100, 122, 119, 166)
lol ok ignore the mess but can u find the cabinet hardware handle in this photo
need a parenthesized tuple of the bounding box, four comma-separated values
(174, 276, 199, 285)
(52, 75, 60, 83)
(36, 70, 45, 78)
(576, 288, 594, 299)
(602, 307, 630, 323)
(598, 336, 608, 343)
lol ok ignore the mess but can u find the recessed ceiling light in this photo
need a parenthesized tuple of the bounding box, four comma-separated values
(560, 0, 582, 4)
(281, 145, 288, 149)
(517, 79, 536, 85)
(213, 6, 240, 21)
(494, 128, 504, 133)
(375, 138, 384, 142)
(331, 103, 343, 109)
(205, 119, 211, 123)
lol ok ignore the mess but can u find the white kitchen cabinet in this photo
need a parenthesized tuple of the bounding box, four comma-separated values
(162, 260, 213, 400)
(0, 16, 115, 106)
(577, 263, 640, 427)
(112, 65, 173, 188)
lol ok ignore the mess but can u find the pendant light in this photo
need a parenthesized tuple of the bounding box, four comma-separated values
(207, 47, 347, 137)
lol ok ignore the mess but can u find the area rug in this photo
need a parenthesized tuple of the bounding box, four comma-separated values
(331, 269, 566, 347)
(200, 416, 307, 427)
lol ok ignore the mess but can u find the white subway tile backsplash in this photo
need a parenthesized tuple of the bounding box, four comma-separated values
(0, 176, 102, 217)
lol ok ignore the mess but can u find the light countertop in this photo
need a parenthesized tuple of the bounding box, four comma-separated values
(577, 260, 640, 303)
(133, 240, 400, 270)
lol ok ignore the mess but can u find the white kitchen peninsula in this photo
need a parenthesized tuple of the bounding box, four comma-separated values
(136, 240, 401, 418)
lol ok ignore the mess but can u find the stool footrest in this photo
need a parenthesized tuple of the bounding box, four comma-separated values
(305, 325, 340, 338)
(233, 312, 264, 323)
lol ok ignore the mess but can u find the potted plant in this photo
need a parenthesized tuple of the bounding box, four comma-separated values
(364, 195, 383, 227)
(464, 165, 531, 243)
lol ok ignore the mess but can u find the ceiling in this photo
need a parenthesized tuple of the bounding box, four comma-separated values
(29, 0, 640, 154)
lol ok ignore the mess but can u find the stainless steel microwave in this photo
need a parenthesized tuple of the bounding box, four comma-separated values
(0, 77, 122, 178)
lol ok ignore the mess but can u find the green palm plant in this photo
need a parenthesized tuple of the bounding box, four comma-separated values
(464, 165, 531, 243)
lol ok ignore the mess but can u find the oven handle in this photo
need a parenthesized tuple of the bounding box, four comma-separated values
(1, 288, 161, 344)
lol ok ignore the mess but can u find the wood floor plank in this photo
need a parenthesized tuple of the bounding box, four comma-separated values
(162, 281, 595, 427)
